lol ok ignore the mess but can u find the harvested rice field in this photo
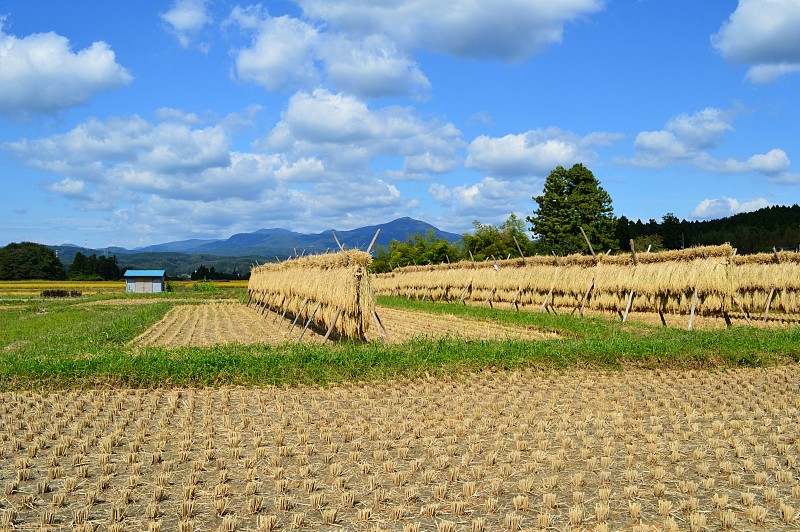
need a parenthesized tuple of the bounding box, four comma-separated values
(133, 304, 556, 347)
(2, 366, 800, 531)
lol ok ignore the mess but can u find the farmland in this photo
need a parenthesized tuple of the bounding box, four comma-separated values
(1, 277, 800, 530)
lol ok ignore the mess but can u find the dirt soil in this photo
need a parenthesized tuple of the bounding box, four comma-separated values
(1, 365, 799, 531)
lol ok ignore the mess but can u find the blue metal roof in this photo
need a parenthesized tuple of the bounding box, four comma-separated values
(123, 270, 166, 277)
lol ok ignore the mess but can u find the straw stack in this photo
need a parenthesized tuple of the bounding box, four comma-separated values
(248, 250, 374, 339)
(731, 251, 800, 315)
(373, 244, 781, 317)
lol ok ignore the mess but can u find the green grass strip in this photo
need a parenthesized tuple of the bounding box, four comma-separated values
(0, 296, 798, 389)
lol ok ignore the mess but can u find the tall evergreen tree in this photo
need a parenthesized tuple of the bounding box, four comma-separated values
(527, 164, 618, 255)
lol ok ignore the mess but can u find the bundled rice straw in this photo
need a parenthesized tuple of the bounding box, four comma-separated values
(248, 250, 374, 339)
(374, 244, 800, 317)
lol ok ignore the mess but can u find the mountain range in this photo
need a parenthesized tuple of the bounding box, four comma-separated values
(132, 217, 460, 257)
(49, 217, 462, 277)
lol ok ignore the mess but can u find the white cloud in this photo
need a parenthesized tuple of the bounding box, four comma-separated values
(713, 0, 800, 83)
(429, 176, 540, 226)
(233, 14, 320, 91)
(691, 197, 771, 219)
(628, 107, 793, 177)
(297, 0, 605, 61)
(1, 107, 419, 237)
(161, 0, 211, 48)
(0, 21, 132, 117)
(321, 34, 431, 99)
(231, 0, 604, 99)
(466, 127, 623, 178)
(262, 88, 463, 178)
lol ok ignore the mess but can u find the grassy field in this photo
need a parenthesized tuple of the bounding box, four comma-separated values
(0, 284, 798, 389)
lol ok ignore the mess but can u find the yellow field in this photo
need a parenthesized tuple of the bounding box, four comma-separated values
(2, 366, 799, 531)
(0, 280, 125, 297)
(0, 280, 249, 298)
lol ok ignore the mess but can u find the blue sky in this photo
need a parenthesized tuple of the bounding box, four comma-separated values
(1, 0, 798, 248)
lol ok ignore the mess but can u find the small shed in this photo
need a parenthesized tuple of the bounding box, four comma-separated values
(124, 270, 166, 293)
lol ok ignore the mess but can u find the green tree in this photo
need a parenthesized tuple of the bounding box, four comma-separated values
(527, 164, 618, 255)
(462, 214, 537, 261)
(0, 242, 65, 280)
(370, 230, 461, 272)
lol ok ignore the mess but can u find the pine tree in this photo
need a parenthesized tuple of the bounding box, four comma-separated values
(527, 164, 618, 255)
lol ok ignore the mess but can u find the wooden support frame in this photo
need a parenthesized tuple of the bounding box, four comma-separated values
(580, 227, 596, 258)
(485, 288, 496, 308)
(540, 288, 553, 313)
(332, 230, 345, 251)
(366, 229, 381, 254)
(513, 236, 526, 264)
(512, 289, 521, 311)
(372, 310, 388, 345)
(577, 280, 595, 317)
(622, 290, 635, 323)
(459, 284, 472, 305)
(421, 287, 430, 302)
(321, 307, 342, 343)
(688, 286, 698, 331)
(763, 287, 776, 321)
(297, 301, 322, 343)
(287, 298, 309, 334)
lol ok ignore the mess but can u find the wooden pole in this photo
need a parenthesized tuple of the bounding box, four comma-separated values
(513, 236, 526, 264)
(763, 287, 775, 321)
(540, 288, 553, 313)
(278, 301, 290, 327)
(512, 289, 520, 311)
(459, 284, 472, 305)
(551, 252, 561, 267)
(622, 290, 635, 322)
(272, 297, 285, 323)
(421, 287, 430, 302)
(372, 310, 388, 345)
(688, 287, 698, 331)
(366, 229, 381, 254)
(468, 251, 476, 268)
(297, 301, 322, 343)
(658, 309, 667, 327)
(578, 280, 594, 317)
(332, 230, 344, 251)
(485, 288, 495, 308)
(287, 298, 309, 334)
(629, 239, 638, 266)
(321, 307, 341, 343)
(580, 227, 596, 258)
(731, 295, 752, 326)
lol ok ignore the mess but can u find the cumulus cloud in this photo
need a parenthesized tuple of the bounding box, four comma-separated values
(429, 176, 540, 227)
(161, 0, 211, 48)
(233, 14, 320, 91)
(466, 127, 623, 178)
(320, 34, 431, 99)
(713, 0, 800, 82)
(1, 107, 419, 237)
(691, 197, 771, 219)
(297, 0, 605, 61)
(262, 88, 463, 178)
(0, 21, 132, 117)
(628, 107, 793, 177)
(230, 0, 603, 98)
